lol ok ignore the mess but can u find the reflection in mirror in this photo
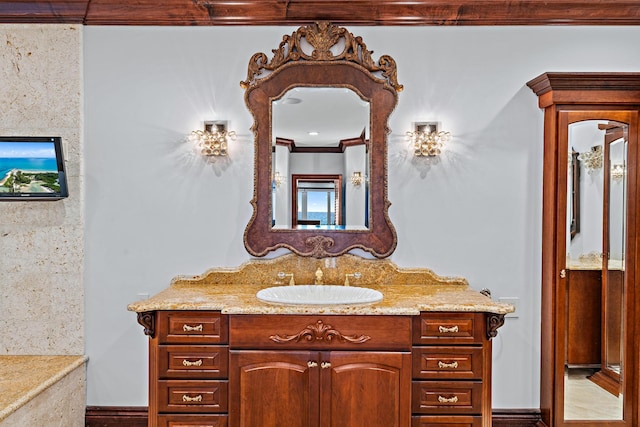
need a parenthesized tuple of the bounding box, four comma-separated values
(564, 120, 627, 421)
(272, 87, 370, 230)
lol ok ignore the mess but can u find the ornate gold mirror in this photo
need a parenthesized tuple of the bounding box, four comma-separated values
(241, 22, 402, 258)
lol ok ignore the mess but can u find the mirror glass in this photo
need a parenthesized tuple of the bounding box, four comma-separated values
(272, 87, 370, 230)
(564, 119, 627, 421)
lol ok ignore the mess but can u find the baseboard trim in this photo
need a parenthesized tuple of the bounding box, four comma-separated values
(85, 406, 148, 427)
(86, 406, 545, 427)
(493, 408, 547, 427)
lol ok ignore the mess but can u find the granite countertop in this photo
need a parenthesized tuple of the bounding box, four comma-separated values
(0, 355, 87, 421)
(127, 282, 514, 315)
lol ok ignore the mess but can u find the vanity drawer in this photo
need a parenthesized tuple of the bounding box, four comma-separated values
(411, 415, 482, 427)
(412, 347, 483, 380)
(157, 414, 228, 427)
(229, 315, 412, 350)
(413, 313, 485, 345)
(412, 381, 483, 414)
(158, 311, 228, 345)
(157, 380, 228, 413)
(158, 345, 229, 379)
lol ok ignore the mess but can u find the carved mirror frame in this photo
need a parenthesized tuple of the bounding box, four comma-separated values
(241, 22, 402, 258)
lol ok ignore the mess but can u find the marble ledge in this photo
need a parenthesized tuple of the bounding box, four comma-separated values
(127, 283, 515, 316)
(0, 355, 87, 422)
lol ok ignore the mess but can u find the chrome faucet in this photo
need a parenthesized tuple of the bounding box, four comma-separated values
(314, 267, 324, 285)
(344, 272, 361, 287)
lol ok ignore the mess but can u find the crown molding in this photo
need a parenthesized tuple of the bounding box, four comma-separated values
(1, 1, 640, 26)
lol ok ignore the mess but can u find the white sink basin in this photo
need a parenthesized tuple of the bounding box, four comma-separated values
(256, 285, 383, 305)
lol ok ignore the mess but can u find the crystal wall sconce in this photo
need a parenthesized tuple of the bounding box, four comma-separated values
(273, 171, 285, 187)
(577, 145, 603, 174)
(611, 163, 626, 182)
(191, 120, 236, 157)
(406, 122, 451, 157)
(350, 171, 365, 187)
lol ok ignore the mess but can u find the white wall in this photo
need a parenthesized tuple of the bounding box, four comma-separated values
(83, 25, 640, 408)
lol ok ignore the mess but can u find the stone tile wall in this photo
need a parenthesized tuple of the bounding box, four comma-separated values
(0, 24, 83, 355)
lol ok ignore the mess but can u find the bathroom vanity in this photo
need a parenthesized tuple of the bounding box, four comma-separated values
(128, 23, 513, 427)
(129, 255, 513, 427)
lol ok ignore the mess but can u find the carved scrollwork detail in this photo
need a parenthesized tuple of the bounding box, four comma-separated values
(137, 311, 155, 337)
(304, 235, 335, 258)
(240, 21, 403, 92)
(269, 320, 371, 344)
(487, 313, 506, 339)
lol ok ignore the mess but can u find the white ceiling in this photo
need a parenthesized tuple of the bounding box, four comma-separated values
(271, 87, 370, 147)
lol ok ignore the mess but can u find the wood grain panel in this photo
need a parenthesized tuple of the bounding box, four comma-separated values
(413, 313, 485, 345)
(229, 314, 412, 350)
(157, 380, 228, 413)
(85, 406, 544, 427)
(4, 1, 640, 25)
(158, 311, 228, 345)
(412, 381, 483, 415)
(158, 345, 229, 379)
(412, 346, 483, 380)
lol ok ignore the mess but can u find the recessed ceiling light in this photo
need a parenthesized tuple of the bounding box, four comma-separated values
(308, 131, 319, 136)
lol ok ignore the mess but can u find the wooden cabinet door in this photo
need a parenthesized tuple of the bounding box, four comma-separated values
(229, 350, 320, 427)
(319, 351, 411, 427)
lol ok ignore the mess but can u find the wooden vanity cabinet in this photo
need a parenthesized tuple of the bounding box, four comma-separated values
(411, 312, 491, 427)
(228, 315, 412, 427)
(146, 311, 496, 427)
(150, 311, 229, 427)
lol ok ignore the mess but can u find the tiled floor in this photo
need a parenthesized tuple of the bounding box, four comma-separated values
(564, 368, 623, 420)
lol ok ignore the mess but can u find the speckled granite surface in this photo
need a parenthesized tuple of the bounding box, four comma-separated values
(0, 355, 87, 422)
(128, 254, 514, 315)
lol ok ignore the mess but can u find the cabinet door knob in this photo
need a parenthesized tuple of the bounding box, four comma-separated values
(182, 394, 203, 402)
(307, 361, 318, 368)
(321, 361, 332, 369)
(560, 269, 566, 278)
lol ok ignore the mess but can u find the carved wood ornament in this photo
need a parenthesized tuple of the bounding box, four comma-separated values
(269, 320, 372, 344)
(137, 311, 156, 337)
(486, 313, 505, 339)
(242, 21, 400, 258)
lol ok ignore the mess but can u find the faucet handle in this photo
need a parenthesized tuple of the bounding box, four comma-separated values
(344, 272, 361, 287)
(278, 272, 295, 286)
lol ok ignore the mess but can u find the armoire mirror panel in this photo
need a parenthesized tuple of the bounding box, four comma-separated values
(527, 72, 640, 427)
(241, 22, 401, 258)
(562, 116, 629, 422)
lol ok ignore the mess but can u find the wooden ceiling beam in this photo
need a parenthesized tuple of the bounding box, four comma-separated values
(1, 1, 639, 26)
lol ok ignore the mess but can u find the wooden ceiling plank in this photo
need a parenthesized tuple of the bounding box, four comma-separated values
(1, 0, 640, 26)
(0, 1, 89, 23)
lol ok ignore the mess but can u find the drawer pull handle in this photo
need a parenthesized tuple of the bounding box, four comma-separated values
(438, 325, 459, 333)
(182, 394, 203, 402)
(183, 324, 203, 332)
(307, 361, 318, 368)
(182, 359, 203, 367)
(438, 395, 458, 403)
(438, 361, 459, 369)
(321, 361, 332, 369)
